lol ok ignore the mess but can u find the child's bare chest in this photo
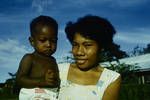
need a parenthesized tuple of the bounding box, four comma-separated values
(29, 57, 57, 78)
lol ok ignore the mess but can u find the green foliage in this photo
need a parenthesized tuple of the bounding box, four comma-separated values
(130, 45, 144, 56)
(130, 43, 150, 56)
(106, 62, 140, 84)
(143, 44, 150, 54)
(59, 51, 74, 63)
(0, 93, 18, 100)
(99, 50, 128, 63)
(119, 84, 150, 100)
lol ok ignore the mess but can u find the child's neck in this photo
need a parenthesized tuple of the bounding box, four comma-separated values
(33, 51, 52, 59)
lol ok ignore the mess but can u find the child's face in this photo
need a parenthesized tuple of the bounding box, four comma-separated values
(30, 25, 57, 56)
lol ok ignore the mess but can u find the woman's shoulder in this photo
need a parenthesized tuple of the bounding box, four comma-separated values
(100, 67, 120, 82)
(104, 68, 120, 76)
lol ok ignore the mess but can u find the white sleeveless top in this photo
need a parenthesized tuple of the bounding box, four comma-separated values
(58, 63, 120, 100)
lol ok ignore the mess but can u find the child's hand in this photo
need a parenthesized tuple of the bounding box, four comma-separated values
(45, 69, 60, 87)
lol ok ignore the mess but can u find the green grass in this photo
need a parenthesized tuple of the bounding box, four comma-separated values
(0, 94, 18, 100)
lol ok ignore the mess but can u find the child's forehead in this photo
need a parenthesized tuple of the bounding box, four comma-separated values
(33, 27, 57, 38)
(31, 24, 57, 37)
(36, 31, 56, 36)
(36, 24, 54, 31)
(34, 25, 55, 34)
(42, 27, 48, 32)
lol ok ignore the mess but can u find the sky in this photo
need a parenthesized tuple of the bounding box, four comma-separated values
(0, 0, 150, 83)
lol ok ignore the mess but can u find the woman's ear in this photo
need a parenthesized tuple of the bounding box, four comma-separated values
(29, 37, 34, 46)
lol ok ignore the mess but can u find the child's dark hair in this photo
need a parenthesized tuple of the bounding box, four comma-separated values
(30, 15, 58, 37)
(65, 15, 127, 58)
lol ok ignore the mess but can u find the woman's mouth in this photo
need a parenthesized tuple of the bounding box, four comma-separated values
(76, 59, 87, 65)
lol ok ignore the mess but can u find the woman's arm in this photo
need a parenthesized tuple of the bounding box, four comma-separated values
(102, 75, 121, 100)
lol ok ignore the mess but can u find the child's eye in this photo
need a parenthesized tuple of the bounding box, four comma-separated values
(50, 39, 57, 43)
(39, 39, 46, 42)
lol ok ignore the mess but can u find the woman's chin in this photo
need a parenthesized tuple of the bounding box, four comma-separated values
(76, 64, 91, 71)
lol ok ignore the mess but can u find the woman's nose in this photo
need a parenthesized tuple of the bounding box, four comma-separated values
(76, 46, 85, 56)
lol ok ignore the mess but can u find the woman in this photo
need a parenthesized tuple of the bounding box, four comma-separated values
(58, 15, 121, 100)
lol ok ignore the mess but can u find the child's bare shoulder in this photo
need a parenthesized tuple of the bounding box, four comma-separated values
(19, 53, 34, 69)
(21, 53, 34, 62)
(49, 56, 56, 61)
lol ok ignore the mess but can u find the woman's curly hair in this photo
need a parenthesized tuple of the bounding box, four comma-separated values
(65, 15, 127, 59)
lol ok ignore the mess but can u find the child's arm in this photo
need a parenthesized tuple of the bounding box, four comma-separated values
(16, 54, 43, 88)
(16, 54, 60, 88)
(44, 69, 60, 88)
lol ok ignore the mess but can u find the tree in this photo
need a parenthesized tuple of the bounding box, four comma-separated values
(8, 72, 16, 79)
(99, 43, 128, 62)
(59, 51, 74, 63)
(130, 45, 144, 56)
(130, 43, 150, 57)
(4, 72, 20, 95)
(106, 61, 140, 84)
(143, 43, 150, 54)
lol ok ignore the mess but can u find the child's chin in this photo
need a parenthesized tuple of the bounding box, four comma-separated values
(43, 53, 51, 56)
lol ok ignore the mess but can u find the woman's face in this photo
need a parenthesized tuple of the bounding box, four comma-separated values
(72, 33, 100, 70)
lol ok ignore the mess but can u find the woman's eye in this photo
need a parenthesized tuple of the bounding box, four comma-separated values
(84, 44, 92, 47)
(72, 42, 78, 46)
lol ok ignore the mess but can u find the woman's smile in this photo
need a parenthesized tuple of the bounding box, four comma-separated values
(76, 59, 87, 65)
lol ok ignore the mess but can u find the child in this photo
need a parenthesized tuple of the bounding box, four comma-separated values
(16, 15, 60, 100)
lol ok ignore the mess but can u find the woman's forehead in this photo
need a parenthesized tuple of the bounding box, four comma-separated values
(73, 33, 97, 43)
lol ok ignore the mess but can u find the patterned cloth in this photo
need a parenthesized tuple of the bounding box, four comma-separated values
(58, 63, 120, 100)
(19, 88, 59, 100)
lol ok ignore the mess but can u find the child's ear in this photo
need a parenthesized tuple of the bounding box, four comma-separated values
(29, 37, 34, 46)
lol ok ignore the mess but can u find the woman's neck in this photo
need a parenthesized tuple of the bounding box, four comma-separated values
(68, 63, 104, 85)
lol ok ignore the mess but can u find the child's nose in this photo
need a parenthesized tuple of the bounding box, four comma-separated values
(45, 41, 51, 47)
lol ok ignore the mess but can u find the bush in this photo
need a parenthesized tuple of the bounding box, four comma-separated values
(106, 62, 140, 84)
(119, 84, 150, 100)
